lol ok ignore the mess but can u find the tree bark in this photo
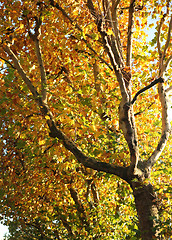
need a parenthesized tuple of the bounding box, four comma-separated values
(131, 182, 160, 240)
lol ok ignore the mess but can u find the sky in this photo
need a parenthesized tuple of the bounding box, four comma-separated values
(0, 225, 8, 240)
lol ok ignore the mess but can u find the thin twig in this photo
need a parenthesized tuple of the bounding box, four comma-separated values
(134, 102, 155, 116)
(0, 56, 16, 69)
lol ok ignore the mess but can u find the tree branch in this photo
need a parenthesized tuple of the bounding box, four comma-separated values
(134, 102, 155, 116)
(164, 55, 172, 73)
(145, 82, 171, 171)
(87, 1, 139, 175)
(111, 0, 123, 63)
(146, 1, 172, 174)
(27, 15, 47, 104)
(163, 14, 172, 58)
(145, 112, 171, 171)
(126, 0, 135, 67)
(69, 187, 91, 232)
(3, 43, 129, 182)
(87, 0, 129, 102)
(34, 23, 47, 104)
(56, 208, 75, 237)
(131, 77, 164, 105)
(91, 181, 99, 207)
(157, 18, 163, 56)
(157, 0, 170, 74)
(165, 85, 172, 93)
(47, 118, 129, 181)
(151, 78, 171, 162)
(3, 44, 39, 99)
(0, 55, 16, 69)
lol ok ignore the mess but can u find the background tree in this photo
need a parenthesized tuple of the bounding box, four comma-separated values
(0, 0, 172, 239)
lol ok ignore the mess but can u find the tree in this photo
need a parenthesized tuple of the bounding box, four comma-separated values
(0, 0, 172, 239)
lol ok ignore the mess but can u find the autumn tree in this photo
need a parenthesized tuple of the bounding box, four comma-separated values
(0, 0, 172, 239)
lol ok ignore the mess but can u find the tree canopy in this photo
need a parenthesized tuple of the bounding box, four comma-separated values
(0, 0, 172, 239)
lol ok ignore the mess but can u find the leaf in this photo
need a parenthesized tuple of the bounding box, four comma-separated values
(107, 28, 114, 36)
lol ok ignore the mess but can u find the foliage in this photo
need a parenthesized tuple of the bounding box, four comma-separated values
(0, 0, 172, 239)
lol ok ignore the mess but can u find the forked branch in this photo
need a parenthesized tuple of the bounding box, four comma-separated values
(3, 44, 129, 182)
(48, 119, 129, 181)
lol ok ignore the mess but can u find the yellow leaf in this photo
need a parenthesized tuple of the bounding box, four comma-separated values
(107, 28, 114, 36)
(45, 115, 50, 120)
(20, 23, 24, 29)
(39, 140, 45, 145)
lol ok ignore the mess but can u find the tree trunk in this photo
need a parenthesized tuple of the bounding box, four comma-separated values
(132, 182, 160, 240)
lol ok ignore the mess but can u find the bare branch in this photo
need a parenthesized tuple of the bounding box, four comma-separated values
(126, 0, 135, 67)
(145, 83, 171, 170)
(157, 0, 170, 73)
(47, 119, 129, 181)
(102, 0, 111, 20)
(111, 0, 123, 63)
(3, 43, 129, 181)
(91, 182, 99, 206)
(87, 0, 129, 102)
(3, 44, 39, 99)
(120, 78, 164, 175)
(112, 0, 121, 9)
(28, 16, 47, 104)
(146, 2, 172, 173)
(69, 187, 91, 231)
(131, 77, 164, 105)
(108, 8, 124, 66)
(34, 39, 47, 103)
(0, 55, 15, 69)
(88, 0, 121, 71)
(87, 1, 141, 178)
(157, 18, 163, 56)
(163, 15, 172, 58)
(165, 85, 172, 93)
(134, 102, 155, 116)
(164, 55, 172, 72)
(55, 208, 75, 237)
